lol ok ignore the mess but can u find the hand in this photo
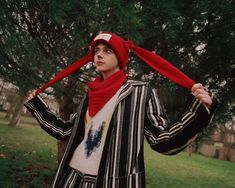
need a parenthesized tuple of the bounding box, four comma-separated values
(191, 83, 212, 109)
(27, 90, 36, 101)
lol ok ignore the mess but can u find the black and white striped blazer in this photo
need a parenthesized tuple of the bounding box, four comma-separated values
(24, 80, 215, 188)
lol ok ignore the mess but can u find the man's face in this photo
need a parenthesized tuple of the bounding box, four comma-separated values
(93, 43, 120, 78)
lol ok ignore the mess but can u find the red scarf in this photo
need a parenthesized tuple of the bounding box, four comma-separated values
(88, 70, 126, 117)
(35, 32, 195, 98)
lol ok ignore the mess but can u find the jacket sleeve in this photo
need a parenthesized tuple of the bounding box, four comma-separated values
(24, 95, 76, 141)
(144, 88, 217, 155)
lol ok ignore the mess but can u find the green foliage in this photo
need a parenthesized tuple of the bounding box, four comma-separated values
(137, 0, 235, 126)
(0, 0, 234, 130)
(0, 0, 143, 98)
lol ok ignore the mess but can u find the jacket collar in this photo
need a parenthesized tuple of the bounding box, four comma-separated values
(117, 80, 147, 104)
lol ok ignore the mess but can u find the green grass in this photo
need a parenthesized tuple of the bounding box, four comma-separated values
(145, 143, 235, 188)
(0, 114, 235, 188)
(0, 122, 57, 188)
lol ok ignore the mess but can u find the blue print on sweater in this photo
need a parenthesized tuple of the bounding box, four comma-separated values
(85, 122, 105, 157)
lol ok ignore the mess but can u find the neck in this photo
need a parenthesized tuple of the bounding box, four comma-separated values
(101, 68, 120, 80)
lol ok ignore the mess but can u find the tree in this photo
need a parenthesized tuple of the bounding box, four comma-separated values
(0, 0, 144, 159)
(0, 0, 234, 157)
(137, 0, 235, 125)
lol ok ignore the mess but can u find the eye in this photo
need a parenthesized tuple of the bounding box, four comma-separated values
(94, 48, 99, 54)
(105, 48, 113, 53)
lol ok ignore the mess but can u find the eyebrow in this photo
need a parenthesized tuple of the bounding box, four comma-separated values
(94, 44, 113, 51)
(104, 46, 113, 51)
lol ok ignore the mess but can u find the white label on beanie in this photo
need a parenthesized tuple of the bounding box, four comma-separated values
(94, 33, 112, 42)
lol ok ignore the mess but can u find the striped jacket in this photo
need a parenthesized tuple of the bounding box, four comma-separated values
(24, 80, 215, 188)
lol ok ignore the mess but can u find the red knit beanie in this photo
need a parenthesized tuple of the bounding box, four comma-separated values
(35, 32, 195, 95)
(90, 32, 129, 69)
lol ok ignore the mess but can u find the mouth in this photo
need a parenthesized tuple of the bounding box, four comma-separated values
(95, 61, 105, 66)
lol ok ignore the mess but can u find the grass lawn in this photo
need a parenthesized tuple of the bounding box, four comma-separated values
(0, 113, 235, 187)
(145, 143, 235, 188)
(0, 115, 57, 188)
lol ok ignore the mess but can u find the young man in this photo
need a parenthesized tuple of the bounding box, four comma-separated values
(25, 32, 216, 188)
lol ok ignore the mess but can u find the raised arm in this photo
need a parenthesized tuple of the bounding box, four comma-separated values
(24, 95, 76, 141)
(144, 85, 217, 155)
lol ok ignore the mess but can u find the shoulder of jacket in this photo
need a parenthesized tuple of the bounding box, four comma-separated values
(127, 79, 148, 86)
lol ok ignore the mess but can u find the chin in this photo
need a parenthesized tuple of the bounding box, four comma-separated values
(96, 67, 106, 73)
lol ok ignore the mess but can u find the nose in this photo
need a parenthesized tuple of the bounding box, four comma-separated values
(96, 50, 103, 59)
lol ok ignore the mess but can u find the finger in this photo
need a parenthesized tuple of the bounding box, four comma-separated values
(191, 83, 203, 93)
(200, 97, 212, 108)
(194, 93, 212, 108)
(27, 90, 36, 101)
(32, 91, 36, 96)
(193, 89, 210, 97)
(195, 93, 210, 101)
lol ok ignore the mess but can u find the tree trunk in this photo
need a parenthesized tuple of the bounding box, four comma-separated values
(57, 93, 74, 163)
(5, 103, 14, 119)
(186, 145, 193, 156)
(8, 92, 26, 126)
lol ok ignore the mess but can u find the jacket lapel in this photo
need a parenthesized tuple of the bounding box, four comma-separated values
(116, 81, 135, 104)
